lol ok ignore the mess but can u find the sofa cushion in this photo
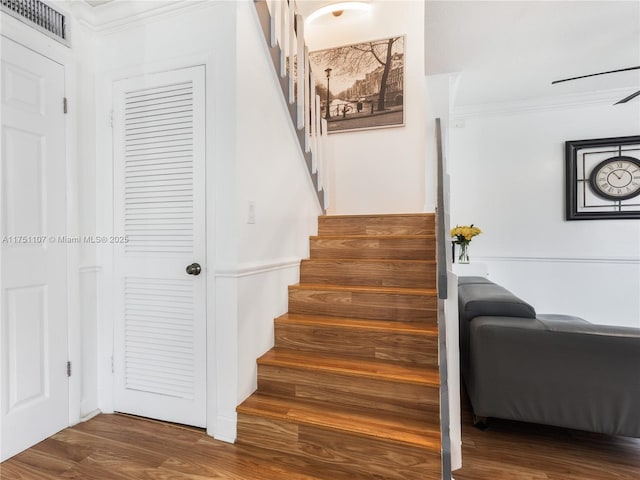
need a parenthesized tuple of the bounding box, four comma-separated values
(459, 282, 536, 321)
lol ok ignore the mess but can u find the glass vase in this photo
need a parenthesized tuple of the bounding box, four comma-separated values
(458, 242, 470, 264)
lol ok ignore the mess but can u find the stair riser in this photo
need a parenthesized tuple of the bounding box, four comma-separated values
(258, 365, 439, 420)
(318, 215, 435, 236)
(309, 237, 435, 260)
(275, 323, 439, 366)
(237, 414, 442, 480)
(300, 259, 436, 289)
(288, 288, 437, 322)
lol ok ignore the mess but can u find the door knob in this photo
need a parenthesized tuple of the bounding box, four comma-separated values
(186, 263, 202, 276)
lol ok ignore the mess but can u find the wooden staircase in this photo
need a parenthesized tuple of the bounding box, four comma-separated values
(237, 213, 442, 480)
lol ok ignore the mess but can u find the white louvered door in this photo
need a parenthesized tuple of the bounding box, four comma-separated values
(112, 66, 206, 427)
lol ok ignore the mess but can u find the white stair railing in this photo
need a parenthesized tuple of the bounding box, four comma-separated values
(255, 0, 329, 211)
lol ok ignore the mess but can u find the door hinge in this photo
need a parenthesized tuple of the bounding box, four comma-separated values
(109, 110, 114, 128)
(63, 97, 68, 114)
(66, 361, 72, 377)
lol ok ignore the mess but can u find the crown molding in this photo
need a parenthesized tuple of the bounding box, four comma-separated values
(74, 0, 214, 34)
(452, 87, 640, 120)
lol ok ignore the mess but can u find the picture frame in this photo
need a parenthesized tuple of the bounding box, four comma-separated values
(565, 135, 640, 220)
(309, 35, 405, 134)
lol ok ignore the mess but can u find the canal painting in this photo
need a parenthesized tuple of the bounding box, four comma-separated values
(309, 36, 405, 133)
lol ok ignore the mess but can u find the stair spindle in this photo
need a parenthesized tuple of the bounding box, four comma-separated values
(287, 1, 295, 103)
(304, 48, 311, 151)
(279, 0, 286, 76)
(296, 14, 305, 127)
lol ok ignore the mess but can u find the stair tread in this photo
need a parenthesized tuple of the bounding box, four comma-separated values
(237, 393, 441, 450)
(320, 213, 435, 219)
(258, 349, 439, 386)
(310, 234, 435, 239)
(276, 313, 439, 335)
(302, 258, 437, 264)
(290, 283, 438, 296)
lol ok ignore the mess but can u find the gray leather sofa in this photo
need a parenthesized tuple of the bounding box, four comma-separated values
(458, 276, 640, 437)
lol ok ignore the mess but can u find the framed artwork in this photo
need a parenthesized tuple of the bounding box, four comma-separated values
(565, 135, 640, 220)
(309, 36, 405, 133)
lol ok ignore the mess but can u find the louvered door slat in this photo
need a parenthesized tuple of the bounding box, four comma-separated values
(123, 80, 195, 254)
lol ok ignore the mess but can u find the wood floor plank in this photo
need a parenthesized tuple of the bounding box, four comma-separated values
(237, 393, 441, 449)
(299, 258, 436, 288)
(237, 414, 442, 480)
(288, 283, 438, 321)
(258, 349, 439, 386)
(274, 314, 439, 365)
(276, 313, 439, 333)
(1, 461, 64, 480)
(309, 234, 436, 260)
(2, 411, 639, 479)
(318, 213, 436, 236)
(453, 394, 640, 480)
(257, 348, 440, 419)
(50, 428, 167, 469)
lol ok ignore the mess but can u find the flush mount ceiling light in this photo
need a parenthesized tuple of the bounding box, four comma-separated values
(305, 2, 371, 24)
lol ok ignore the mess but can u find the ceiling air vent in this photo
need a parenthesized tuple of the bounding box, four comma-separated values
(1, 0, 68, 45)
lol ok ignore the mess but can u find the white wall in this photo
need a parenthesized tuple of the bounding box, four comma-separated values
(305, 0, 427, 214)
(235, 1, 321, 409)
(450, 98, 640, 328)
(88, 0, 320, 442)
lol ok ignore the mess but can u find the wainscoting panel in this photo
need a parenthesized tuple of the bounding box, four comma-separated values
(79, 266, 101, 419)
(478, 256, 640, 328)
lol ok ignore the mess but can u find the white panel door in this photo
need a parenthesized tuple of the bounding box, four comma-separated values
(0, 37, 68, 461)
(112, 66, 206, 427)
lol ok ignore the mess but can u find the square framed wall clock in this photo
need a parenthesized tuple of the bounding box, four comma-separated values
(565, 135, 640, 220)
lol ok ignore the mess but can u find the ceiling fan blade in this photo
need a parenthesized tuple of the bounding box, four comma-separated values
(614, 89, 640, 105)
(551, 66, 640, 84)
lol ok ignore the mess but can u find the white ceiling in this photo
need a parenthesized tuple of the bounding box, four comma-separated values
(425, 0, 640, 106)
(81, 0, 640, 106)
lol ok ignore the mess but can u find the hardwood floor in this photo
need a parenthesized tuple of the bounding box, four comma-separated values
(3, 404, 639, 479)
(454, 395, 640, 480)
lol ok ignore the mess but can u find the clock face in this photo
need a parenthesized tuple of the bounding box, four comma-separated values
(589, 155, 640, 201)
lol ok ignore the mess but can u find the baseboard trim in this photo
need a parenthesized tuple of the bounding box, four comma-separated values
(213, 415, 237, 444)
(79, 408, 102, 423)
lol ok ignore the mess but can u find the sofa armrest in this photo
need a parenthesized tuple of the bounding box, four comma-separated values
(458, 283, 536, 322)
(467, 316, 640, 436)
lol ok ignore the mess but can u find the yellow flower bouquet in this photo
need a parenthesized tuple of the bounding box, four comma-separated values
(450, 224, 481, 263)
